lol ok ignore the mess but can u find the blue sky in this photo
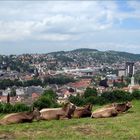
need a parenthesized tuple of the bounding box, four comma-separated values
(0, 0, 140, 54)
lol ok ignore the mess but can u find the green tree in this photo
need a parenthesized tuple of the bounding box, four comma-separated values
(132, 90, 140, 99)
(10, 88, 16, 97)
(101, 90, 132, 103)
(84, 87, 97, 98)
(33, 96, 52, 110)
(42, 89, 57, 100)
(33, 90, 59, 109)
(69, 95, 85, 106)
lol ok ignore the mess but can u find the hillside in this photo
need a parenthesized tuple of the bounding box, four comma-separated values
(1, 48, 140, 72)
(49, 48, 140, 64)
(0, 100, 139, 140)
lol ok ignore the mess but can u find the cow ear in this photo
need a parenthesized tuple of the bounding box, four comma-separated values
(33, 107, 39, 111)
(90, 104, 93, 109)
(31, 106, 37, 111)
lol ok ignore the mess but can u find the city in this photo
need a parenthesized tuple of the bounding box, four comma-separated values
(0, 0, 140, 139)
(0, 48, 140, 105)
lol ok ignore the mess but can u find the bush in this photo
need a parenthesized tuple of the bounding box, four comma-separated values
(101, 90, 132, 103)
(69, 95, 85, 106)
(33, 90, 59, 109)
(13, 103, 31, 112)
(0, 103, 31, 113)
(33, 96, 52, 110)
(132, 90, 140, 100)
(69, 89, 134, 106)
(2, 103, 13, 113)
(83, 87, 97, 98)
(85, 96, 107, 105)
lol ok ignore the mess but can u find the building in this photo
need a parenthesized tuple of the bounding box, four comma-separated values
(125, 62, 135, 77)
(118, 69, 126, 77)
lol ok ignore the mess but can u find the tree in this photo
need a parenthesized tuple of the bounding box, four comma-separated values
(33, 90, 59, 109)
(132, 90, 140, 99)
(84, 87, 97, 98)
(101, 90, 132, 103)
(10, 88, 16, 97)
(42, 90, 57, 100)
(99, 79, 108, 88)
(69, 95, 85, 106)
(33, 96, 52, 110)
(7, 93, 10, 103)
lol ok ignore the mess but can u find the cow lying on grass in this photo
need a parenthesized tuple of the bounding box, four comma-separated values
(91, 107, 118, 118)
(73, 104, 93, 118)
(91, 101, 132, 118)
(114, 101, 132, 113)
(103, 101, 132, 113)
(0, 108, 40, 125)
(40, 102, 76, 120)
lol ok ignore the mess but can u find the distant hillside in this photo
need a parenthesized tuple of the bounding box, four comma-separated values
(49, 48, 140, 64)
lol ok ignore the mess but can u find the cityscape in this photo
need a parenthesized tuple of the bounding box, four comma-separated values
(0, 48, 140, 104)
(0, 0, 140, 139)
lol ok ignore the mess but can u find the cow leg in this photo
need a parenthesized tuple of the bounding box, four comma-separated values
(57, 115, 69, 120)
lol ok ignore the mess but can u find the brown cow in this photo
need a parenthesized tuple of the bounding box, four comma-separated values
(40, 102, 76, 120)
(0, 108, 41, 125)
(95, 101, 132, 113)
(73, 104, 93, 118)
(114, 101, 132, 113)
(91, 107, 118, 118)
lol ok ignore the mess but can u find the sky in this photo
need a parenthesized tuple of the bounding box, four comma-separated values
(0, 0, 140, 55)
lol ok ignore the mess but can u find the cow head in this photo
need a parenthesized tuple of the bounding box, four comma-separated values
(125, 101, 132, 109)
(33, 107, 41, 121)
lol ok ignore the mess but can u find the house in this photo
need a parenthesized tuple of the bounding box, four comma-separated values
(32, 93, 40, 101)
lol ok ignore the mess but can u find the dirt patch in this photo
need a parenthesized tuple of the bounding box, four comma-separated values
(72, 125, 96, 135)
(0, 132, 15, 140)
(14, 129, 49, 139)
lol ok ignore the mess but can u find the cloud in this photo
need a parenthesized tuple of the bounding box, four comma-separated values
(0, 1, 119, 41)
(0, 1, 140, 54)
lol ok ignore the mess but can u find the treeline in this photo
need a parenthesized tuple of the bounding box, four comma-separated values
(44, 76, 75, 85)
(0, 79, 43, 90)
(0, 76, 75, 89)
(69, 87, 140, 106)
(1, 88, 140, 113)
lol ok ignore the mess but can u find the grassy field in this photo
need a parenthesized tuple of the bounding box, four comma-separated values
(0, 100, 140, 140)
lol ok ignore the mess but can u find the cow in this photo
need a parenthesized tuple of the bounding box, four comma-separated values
(113, 101, 132, 113)
(0, 108, 41, 125)
(91, 107, 118, 118)
(40, 102, 76, 120)
(73, 104, 93, 118)
(94, 101, 132, 113)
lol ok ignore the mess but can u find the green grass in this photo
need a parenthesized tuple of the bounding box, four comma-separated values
(0, 100, 140, 140)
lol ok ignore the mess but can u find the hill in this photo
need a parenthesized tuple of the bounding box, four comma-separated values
(0, 100, 139, 140)
(49, 48, 140, 65)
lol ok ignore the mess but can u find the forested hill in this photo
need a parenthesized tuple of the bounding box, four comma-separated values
(49, 48, 140, 64)
(1, 48, 140, 72)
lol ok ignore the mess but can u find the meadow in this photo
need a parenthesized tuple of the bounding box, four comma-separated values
(0, 100, 140, 140)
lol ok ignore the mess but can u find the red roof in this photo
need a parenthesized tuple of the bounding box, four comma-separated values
(32, 93, 40, 100)
(68, 79, 91, 88)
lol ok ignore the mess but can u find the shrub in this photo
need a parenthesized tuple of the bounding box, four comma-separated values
(83, 87, 97, 98)
(101, 90, 132, 103)
(13, 103, 31, 112)
(132, 90, 140, 100)
(33, 96, 52, 110)
(2, 103, 13, 113)
(69, 95, 85, 106)
(0, 103, 31, 113)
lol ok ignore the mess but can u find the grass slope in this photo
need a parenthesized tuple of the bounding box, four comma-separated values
(0, 100, 140, 140)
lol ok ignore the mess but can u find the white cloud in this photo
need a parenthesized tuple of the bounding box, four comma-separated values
(0, 1, 140, 54)
(0, 1, 119, 41)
